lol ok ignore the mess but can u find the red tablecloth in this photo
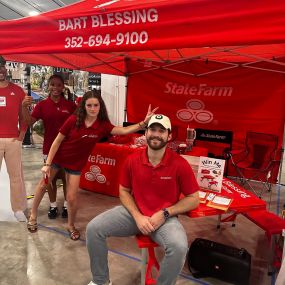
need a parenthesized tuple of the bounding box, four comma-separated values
(80, 143, 208, 197)
(189, 178, 266, 217)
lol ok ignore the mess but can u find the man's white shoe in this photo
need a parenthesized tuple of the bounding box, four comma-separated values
(88, 281, 112, 285)
(14, 211, 27, 222)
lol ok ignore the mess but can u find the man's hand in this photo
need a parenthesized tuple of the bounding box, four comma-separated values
(149, 210, 165, 230)
(134, 214, 155, 235)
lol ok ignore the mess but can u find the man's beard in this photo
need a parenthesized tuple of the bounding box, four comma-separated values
(146, 136, 168, 150)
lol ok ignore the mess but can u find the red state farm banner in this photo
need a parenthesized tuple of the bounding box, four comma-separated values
(126, 59, 285, 151)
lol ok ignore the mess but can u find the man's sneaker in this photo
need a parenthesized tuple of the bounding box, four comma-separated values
(22, 144, 34, 148)
(87, 281, 112, 285)
(14, 211, 27, 222)
(48, 207, 58, 219)
(61, 206, 68, 218)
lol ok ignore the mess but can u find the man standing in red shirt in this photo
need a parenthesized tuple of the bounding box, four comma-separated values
(0, 56, 27, 222)
(86, 114, 200, 285)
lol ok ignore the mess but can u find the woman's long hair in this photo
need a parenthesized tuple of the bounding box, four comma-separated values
(76, 90, 110, 129)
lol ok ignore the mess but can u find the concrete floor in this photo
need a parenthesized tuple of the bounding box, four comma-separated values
(1, 139, 284, 285)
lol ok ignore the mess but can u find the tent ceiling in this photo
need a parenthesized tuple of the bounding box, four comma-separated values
(1, 0, 285, 76)
(5, 45, 285, 77)
(0, 0, 79, 21)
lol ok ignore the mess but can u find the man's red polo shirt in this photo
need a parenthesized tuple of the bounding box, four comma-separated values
(0, 82, 27, 138)
(120, 148, 199, 216)
(53, 115, 114, 171)
(32, 96, 76, 155)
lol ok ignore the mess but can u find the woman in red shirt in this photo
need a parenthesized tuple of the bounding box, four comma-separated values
(27, 90, 157, 240)
(22, 75, 76, 220)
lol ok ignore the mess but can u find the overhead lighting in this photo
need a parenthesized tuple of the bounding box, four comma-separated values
(29, 11, 40, 17)
(94, 0, 119, 9)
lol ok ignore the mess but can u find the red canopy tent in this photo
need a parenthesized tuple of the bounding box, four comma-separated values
(0, 0, 284, 177)
(0, 0, 284, 75)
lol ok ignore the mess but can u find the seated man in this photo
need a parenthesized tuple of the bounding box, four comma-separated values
(86, 114, 200, 285)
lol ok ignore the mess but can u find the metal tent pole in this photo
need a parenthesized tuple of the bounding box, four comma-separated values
(278, 122, 285, 213)
(279, 123, 285, 184)
(124, 75, 128, 122)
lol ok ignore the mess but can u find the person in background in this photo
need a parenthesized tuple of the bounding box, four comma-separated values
(22, 125, 34, 148)
(86, 114, 200, 285)
(0, 55, 28, 222)
(64, 87, 73, 101)
(75, 96, 82, 106)
(22, 74, 77, 219)
(27, 90, 158, 241)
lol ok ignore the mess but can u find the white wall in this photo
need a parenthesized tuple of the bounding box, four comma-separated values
(101, 74, 126, 126)
(0, 161, 15, 221)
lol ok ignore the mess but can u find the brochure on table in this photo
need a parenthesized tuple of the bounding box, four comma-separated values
(198, 191, 233, 211)
(197, 156, 225, 193)
(207, 194, 233, 211)
(197, 156, 232, 211)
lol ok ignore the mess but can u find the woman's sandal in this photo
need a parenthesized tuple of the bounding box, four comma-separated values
(27, 217, 38, 233)
(68, 228, 80, 241)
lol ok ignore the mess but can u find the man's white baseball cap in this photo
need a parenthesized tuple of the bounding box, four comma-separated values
(147, 114, 171, 131)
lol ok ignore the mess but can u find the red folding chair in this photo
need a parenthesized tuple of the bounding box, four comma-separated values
(136, 235, 160, 285)
(228, 131, 279, 198)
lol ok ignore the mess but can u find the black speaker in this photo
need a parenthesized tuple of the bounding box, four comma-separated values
(188, 238, 251, 285)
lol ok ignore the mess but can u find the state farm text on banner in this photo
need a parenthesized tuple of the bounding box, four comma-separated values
(164, 82, 233, 97)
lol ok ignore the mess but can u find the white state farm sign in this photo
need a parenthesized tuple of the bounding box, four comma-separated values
(85, 165, 106, 183)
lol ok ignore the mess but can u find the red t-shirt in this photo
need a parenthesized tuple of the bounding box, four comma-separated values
(0, 82, 27, 138)
(53, 115, 114, 171)
(120, 148, 199, 216)
(32, 96, 76, 154)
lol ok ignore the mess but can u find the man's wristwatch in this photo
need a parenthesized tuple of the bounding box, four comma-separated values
(162, 208, 170, 220)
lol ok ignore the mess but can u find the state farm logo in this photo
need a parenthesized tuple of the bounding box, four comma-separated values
(164, 82, 233, 97)
(176, 99, 213, 124)
(88, 154, 116, 166)
(85, 165, 106, 183)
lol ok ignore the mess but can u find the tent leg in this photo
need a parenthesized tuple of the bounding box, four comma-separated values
(124, 75, 129, 122)
(277, 122, 285, 214)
